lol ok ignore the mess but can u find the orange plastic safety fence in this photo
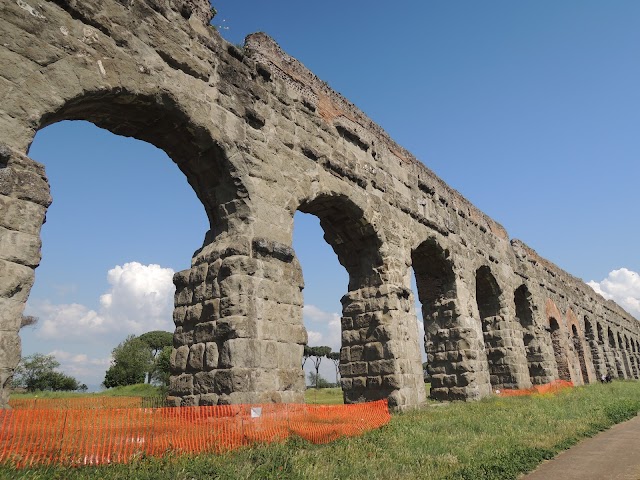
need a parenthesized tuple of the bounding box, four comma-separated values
(0, 400, 390, 467)
(498, 379, 574, 397)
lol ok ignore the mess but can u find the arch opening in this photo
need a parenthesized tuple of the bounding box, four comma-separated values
(514, 285, 538, 384)
(608, 329, 623, 378)
(411, 238, 457, 398)
(3, 88, 251, 406)
(296, 194, 390, 404)
(597, 323, 604, 343)
(20, 119, 211, 392)
(549, 318, 571, 381)
(625, 335, 637, 379)
(292, 211, 347, 394)
(571, 324, 589, 384)
(475, 266, 507, 389)
(618, 333, 632, 378)
(35, 89, 246, 234)
(585, 318, 605, 378)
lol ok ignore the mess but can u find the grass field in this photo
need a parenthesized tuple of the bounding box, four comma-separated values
(11, 384, 344, 403)
(9, 383, 162, 400)
(2, 381, 640, 480)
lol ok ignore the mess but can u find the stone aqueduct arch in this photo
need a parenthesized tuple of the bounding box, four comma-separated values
(1, 0, 639, 409)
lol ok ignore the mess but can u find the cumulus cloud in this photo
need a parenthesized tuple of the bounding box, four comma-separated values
(32, 262, 175, 340)
(303, 304, 341, 351)
(48, 349, 111, 384)
(588, 268, 640, 319)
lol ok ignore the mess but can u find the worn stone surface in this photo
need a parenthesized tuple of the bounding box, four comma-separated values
(0, 0, 638, 409)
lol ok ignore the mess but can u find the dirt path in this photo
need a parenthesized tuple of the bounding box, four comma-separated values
(522, 415, 640, 479)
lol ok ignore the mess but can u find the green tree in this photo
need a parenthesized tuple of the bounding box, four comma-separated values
(307, 372, 333, 389)
(138, 330, 173, 383)
(309, 346, 332, 389)
(12, 353, 83, 392)
(151, 345, 172, 386)
(103, 335, 153, 388)
(327, 351, 340, 385)
(302, 345, 313, 369)
(138, 331, 173, 357)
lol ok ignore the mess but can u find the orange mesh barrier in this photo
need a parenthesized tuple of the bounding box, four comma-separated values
(498, 379, 574, 397)
(0, 400, 390, 467)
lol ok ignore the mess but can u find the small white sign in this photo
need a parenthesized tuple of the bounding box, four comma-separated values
(251, 407, 262, 418)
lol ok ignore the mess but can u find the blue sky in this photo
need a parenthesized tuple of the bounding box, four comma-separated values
(20, 1, 640, 387)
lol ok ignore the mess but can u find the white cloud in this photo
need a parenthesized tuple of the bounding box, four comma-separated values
(588, 268, 640, 319)
(47, 349, 111, 385)
(31, 262, 175, 340)
(307, 330, 323, 345)
(303, 304, 341, 351)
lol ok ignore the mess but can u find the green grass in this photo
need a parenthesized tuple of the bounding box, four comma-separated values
(3, 381, 640, 479)
(304, 387, 344, 404)
(10, 383, 163, 400)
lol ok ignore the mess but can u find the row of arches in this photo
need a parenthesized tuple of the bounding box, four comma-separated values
(584, 319, 640, 381)
(2, 68, 638, 409)
(412, 236, 640, 398)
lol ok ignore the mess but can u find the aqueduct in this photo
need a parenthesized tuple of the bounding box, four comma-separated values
(1, 0, 638, 409)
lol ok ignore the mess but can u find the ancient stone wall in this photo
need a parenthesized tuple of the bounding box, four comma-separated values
(1, 0, 638, 409)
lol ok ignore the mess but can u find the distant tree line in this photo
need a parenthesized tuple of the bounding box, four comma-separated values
(12, 353, 87, 392)
(12, 315, 87, 392)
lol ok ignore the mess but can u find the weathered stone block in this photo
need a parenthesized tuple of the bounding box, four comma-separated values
(170, 345, 189, 372)
(364, 342, 384, 360)
(188, 343, 205, 370)
(352, 361, 368, 375)
(251, 369, 278, 391)
(213, 370, 233, 394)
(367, 376, 382, 388)
(340, 377, 353, 390)
(276, 342, 303, 370)
(277, 368, 305, 391)
(194, 371, 216, 394)
(382, 375, 401, 389)
(368, 359, 396, 375)
(349, 345, 364, 362)
(340, 346, 350, 363)
(339, 363, 352, 377)
(183, 303, 203, 325)
(0, 227, 41, 267)
(219, 275, 257, 298)
(173, 328, 193, 347)
(199, 393, 220, 406)
(0, 195, 46, 235)
(7, 167, 51, 207)
(174, 285, 193, 307)
(220, 295, 255, 317)
(352, 376, 366, 389)
(190, 263, 209, 284)
(215, 315, 255, 339)
(173, 269, 191, 289)
(194, 321, 216, 343)
(181, 395, 199, 407)
(341, 316, 353, 330)
(200, 299, 220, 322)
(219, 338, 261, 368)
(172, 306, 188, 326)
(169, 374, 194, 396)
(205, 342, 219, 369)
